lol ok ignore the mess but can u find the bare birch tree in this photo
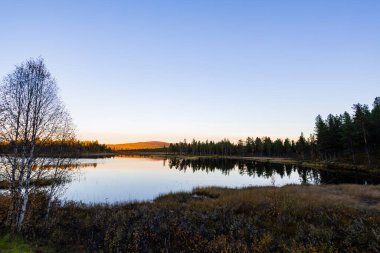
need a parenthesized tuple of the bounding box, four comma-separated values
(0, 58, 75, 231)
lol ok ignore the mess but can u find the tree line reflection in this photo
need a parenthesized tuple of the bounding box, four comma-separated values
(165, 158, 380, 185)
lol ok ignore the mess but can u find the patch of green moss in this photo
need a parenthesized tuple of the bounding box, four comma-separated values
(0, 233, 33, 253)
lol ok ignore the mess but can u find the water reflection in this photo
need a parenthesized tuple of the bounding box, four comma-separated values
(4, 156, 378, 204)
(59, 156, 380, 203)
(166, 157, 380, 185)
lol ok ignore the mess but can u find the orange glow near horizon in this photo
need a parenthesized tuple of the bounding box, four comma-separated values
(77, 132, 302, 145)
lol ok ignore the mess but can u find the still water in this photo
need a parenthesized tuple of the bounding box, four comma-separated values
(62, 156, 380, 203)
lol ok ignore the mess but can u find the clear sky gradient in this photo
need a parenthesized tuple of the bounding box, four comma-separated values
(0, 1, 379, 143)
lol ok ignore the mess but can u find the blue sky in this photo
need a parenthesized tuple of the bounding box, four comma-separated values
(0, 1, 379, 143)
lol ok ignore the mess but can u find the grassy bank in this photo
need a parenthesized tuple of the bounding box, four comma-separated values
(1, 184, 380, 252)
(0, 233, 40, 253)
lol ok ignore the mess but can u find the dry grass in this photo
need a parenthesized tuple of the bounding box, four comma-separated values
(155, 184, 380, 211)
(2, 184, 380, 252)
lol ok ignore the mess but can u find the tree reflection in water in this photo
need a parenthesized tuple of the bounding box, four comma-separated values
(166, 157, 380, 185)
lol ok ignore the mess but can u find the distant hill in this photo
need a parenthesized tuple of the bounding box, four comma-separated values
(107, 141, 170, 151)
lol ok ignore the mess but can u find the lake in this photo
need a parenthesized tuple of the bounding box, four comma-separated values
(61, 156, 380, 203)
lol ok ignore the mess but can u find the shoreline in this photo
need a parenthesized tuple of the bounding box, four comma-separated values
(79, 151, 380, 174)
(1, 151, 378, 174)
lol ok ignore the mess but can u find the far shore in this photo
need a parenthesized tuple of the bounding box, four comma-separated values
(2, 150, 378, 173)
(78, 150, 380, 174)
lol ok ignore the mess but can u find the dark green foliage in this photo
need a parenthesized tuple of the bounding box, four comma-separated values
(167, 97, 380, 166)
(371, 98, 380, 150)
(315, 98, 380, 165)
(168, 135, 315, 159)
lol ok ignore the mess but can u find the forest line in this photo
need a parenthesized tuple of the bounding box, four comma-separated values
(167, 97, 380, 165)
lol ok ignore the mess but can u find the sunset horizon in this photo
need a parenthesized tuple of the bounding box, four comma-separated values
(1, 1, 378, 144)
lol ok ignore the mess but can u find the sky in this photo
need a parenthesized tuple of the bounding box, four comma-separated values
(0, 1, 379, 144)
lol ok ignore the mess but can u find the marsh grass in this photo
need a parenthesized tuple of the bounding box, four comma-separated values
(1, 184, 380, 252)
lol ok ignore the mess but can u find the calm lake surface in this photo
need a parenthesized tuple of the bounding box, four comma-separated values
(62, 156, 380, 203)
